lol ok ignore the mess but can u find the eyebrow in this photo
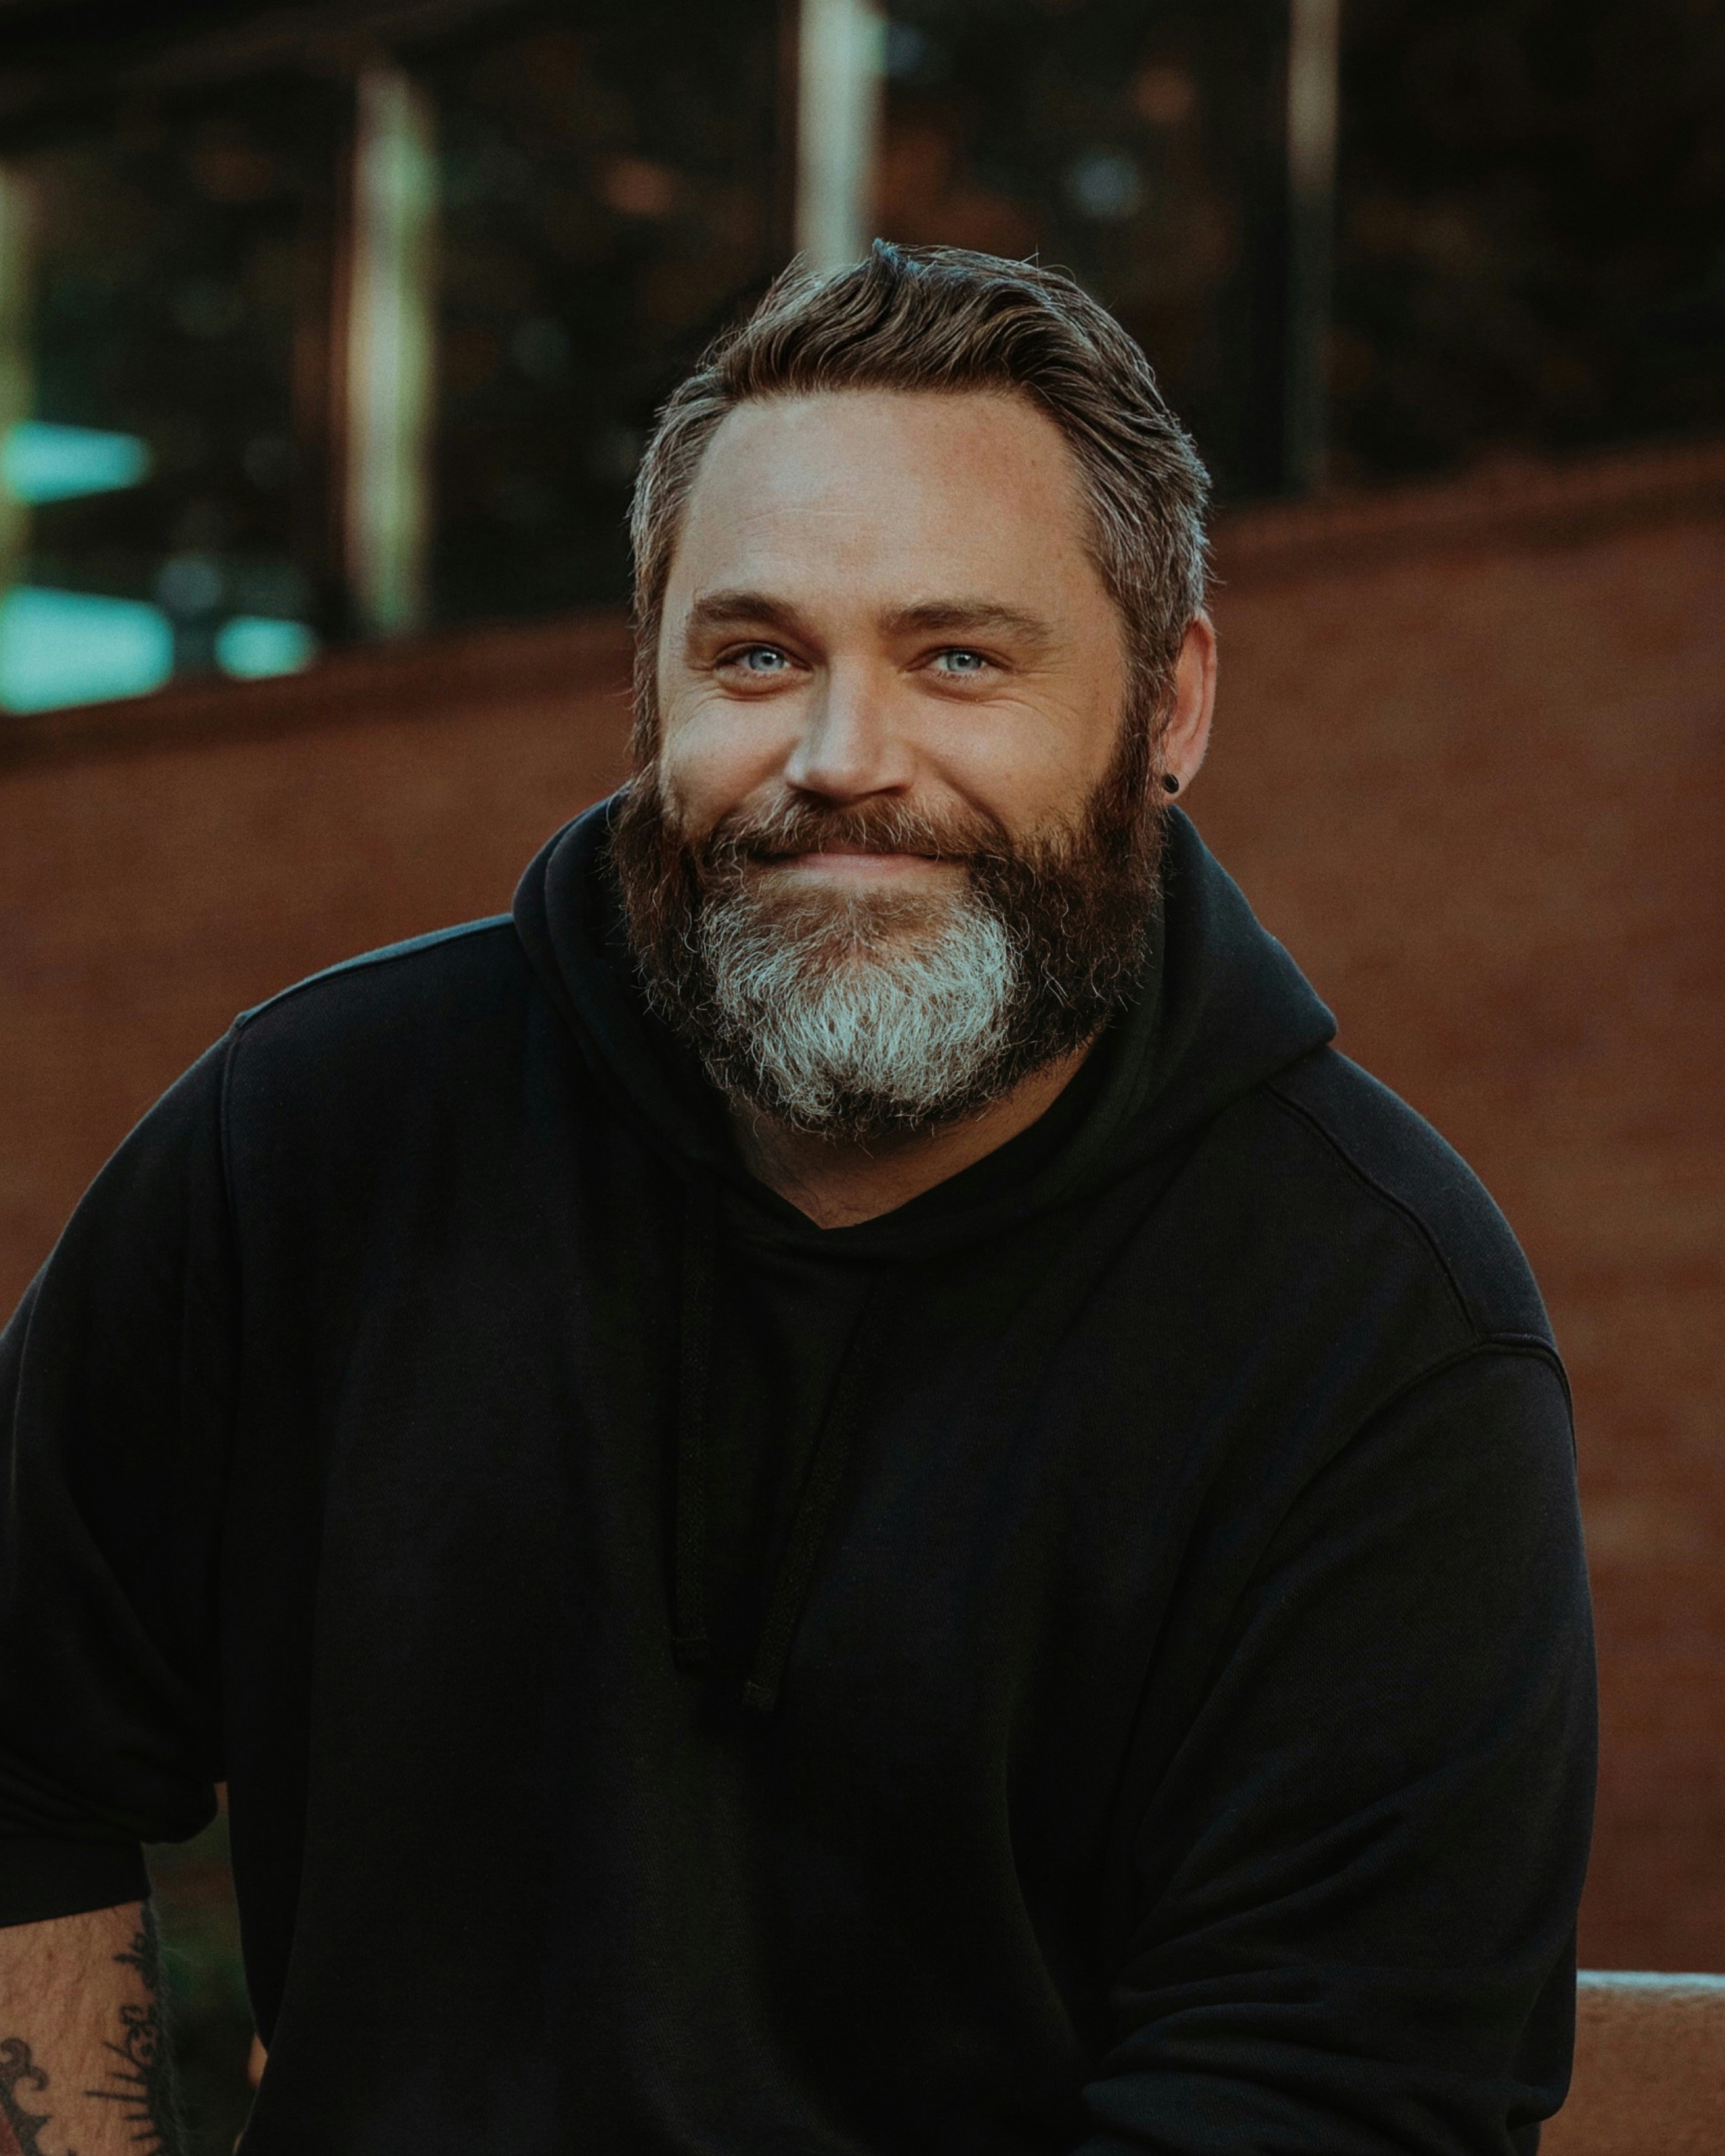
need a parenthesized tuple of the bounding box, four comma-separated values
(881, 598, 1053, 651)
(682, 589, 1054, 651)
(682, 590, 809, 642)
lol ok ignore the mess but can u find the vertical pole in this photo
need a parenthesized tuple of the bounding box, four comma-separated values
(0, 168, 32, 606)
(1283, 0, 1340, 493)
(796, 0, 886, 272)
(344, 65, 437, 639)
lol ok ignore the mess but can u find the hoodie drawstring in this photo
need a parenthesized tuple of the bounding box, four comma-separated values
(674, 1179, 881, 1715)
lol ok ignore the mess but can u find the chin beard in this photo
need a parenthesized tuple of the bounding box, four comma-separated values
(609, 738, 1164, 1144)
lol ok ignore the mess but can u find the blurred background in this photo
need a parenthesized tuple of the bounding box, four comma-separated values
(0, 0, 1719, 2146)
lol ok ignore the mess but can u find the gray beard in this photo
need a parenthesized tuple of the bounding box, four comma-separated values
(696, 872, 1022, 1134)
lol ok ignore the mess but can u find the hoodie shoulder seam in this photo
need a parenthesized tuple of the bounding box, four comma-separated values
(1259, 1071, 1479, 1336)
(1346, 1335, 1574, 1464)
(231, 917, 515, 1032)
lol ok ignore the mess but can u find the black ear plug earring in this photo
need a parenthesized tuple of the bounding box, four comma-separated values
(1161, 773, 1181, 795)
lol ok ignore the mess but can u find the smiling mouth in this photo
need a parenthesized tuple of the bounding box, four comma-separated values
(775, 848, 951, 877)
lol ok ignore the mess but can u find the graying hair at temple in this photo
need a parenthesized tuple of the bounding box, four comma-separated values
(625, 240, 1212, 765)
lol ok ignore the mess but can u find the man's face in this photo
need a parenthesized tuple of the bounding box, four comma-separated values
(616, 387, 1200, 1139)
(653, 387, 1134, 877)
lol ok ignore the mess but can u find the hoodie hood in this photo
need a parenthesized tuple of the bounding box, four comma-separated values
(511, 794, 1336, 1258)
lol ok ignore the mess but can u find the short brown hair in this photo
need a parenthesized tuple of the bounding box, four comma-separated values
(628, 241, 1210, 763)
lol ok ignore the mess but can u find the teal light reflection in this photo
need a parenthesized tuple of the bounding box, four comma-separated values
(215, 615, 319, 679)
(1, 421, 153, 505)
(0, 586, 174, 713)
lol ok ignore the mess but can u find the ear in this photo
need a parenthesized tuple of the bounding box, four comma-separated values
(1161, 611, 1217, 793)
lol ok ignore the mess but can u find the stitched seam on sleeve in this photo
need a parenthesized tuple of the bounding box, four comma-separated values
(1262, 1076, 1481, 1335)
(231, 914, 514, 1033)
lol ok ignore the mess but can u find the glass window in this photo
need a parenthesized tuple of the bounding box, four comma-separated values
(1333, 0, 1725, 479)
(873, 0, 1290, 497)
(420, 0, 786, 625)
(0, 76, 346, 711)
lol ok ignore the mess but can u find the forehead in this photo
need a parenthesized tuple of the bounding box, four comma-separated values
(665, 387, 1098, 607)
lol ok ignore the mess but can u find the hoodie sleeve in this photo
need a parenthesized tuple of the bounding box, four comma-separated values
(1077, 1346, 1597, 2156)
(0, 1038, 237, 1924)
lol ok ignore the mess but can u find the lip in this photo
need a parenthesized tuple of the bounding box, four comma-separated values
(775, 849, 948, 879)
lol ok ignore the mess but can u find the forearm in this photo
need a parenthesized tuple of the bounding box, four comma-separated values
(0, 1902, 185, 2156)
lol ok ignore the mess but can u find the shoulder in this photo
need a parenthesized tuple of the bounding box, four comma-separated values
(235, 916, 523, 1034)
(1256, 1047, 1553, 1351)
(232, 916, 527, 1060)
(223, 917, 542, 1138)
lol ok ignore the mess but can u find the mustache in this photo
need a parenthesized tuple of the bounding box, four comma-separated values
(694, 793, 1015, 878)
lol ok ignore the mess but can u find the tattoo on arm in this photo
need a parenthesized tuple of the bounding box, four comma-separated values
(0, 2036, 56, 2156)
(0, 1914, 189, 2147)
(85, 1911, 185, 2154)
(0, 1905, 187, 2156)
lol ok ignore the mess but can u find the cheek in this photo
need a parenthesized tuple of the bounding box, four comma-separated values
(658, 691, 799, 829)
(917, 700, 1116, 829)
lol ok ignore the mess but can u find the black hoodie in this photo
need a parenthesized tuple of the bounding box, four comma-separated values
(0, 805, 1594, 2155)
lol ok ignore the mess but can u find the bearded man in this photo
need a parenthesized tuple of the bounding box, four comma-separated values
(0, 245, 1592, 2156)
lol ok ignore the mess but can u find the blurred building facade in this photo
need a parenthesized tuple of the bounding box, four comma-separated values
(0, 0, 1718, 713)
(0, 9, 1722, 2125)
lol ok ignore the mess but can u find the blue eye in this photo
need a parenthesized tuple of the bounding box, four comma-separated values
(733, 645, 788, 673)
(934, 648, 989, 674)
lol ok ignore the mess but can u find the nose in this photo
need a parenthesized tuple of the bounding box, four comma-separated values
(782, 662, 913, 803)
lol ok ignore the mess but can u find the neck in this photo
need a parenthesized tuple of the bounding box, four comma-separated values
(728, 1045, 1093, 1229)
